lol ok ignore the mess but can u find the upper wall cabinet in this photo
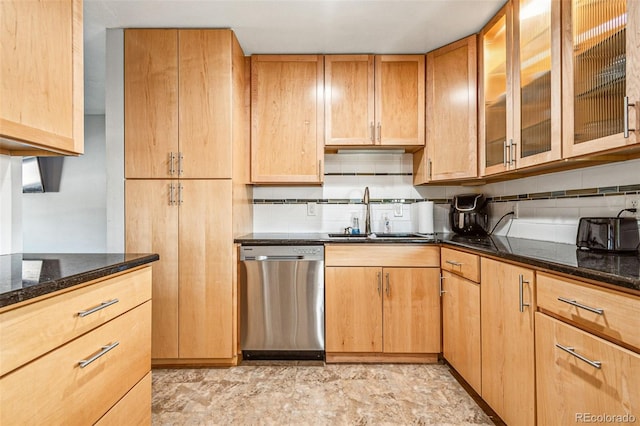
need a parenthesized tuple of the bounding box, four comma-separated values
(414, 35, 477, 184)
(562, 0, 639, 157)
(0, 0, 83, 156)
(251, 55, 324, 184)
(324, 55, 425, 149)
(125, 29, 238, 179)
(479, 0, 562, 177)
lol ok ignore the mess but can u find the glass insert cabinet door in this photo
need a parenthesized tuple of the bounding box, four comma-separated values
(563, 0, 638, 157)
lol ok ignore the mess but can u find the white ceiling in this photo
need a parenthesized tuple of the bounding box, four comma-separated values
(84, 0, 506, 114)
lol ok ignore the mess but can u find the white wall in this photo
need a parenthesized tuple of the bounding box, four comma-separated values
(22, 115, 107, 252)
(0, 155, 23, 254)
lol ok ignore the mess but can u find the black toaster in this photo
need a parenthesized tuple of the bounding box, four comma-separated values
(576, 217, 640, 252)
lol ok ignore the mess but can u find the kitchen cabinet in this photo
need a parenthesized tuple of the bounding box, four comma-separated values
(124, 28, 250, 365)
(126, 179, 236, 361)
(325, 245, 440, 362)
(562, 0, 639, 157)
(0, 0, 83, 156)
(0, 267, 152, 425)
(251, 55, 324, 183)
(479, 0, 562, 176)
(481, 257, 536, 426)
(324, 55, 425, 148)
(414, 36, 477, 183)
(125, 29, 239, 179)
(440, 248, 481, 394)
(535, 272, 640, 424)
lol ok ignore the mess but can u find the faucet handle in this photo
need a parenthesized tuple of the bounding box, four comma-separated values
(344, 226, 352, 235)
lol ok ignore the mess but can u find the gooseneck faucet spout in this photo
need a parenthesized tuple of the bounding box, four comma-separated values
(364, 186, 371, 235)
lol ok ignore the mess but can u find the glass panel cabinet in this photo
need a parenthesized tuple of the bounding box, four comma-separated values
(563, 0, 638, 157)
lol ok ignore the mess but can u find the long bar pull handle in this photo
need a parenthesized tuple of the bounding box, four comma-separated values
(78, 299, 119, 318)
(370, 122, 375, 143)
(376, 122, 382, 143)
(318, 160, 322, 181)
(624, 96, 636, 138)
(427, 159, 433, 180)
(510, 139, 516, 166)
(503, 141, 508, 167)
(177, 152, 184, 176)
(445, 260, 462, 267)
(555, 343, 602, 369)
(79, 342, 120, 368)
(557, 297, 604, 315)
(377, 272, 382, 296)
(519, 274, 530, 313)
(385, 272, 390, 297)
(178, 184, 184, 205)
(169, 152, 175, 176)
(169, 183, 175, 206)
(439, 275, 446, 296)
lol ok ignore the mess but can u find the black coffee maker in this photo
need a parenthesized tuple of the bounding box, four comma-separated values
(450, 194, 489, 235)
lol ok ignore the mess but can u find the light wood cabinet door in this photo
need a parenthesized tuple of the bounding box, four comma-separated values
(375, 55, 425, 146)
(179, 30, 233, 179)
(536, 313, 640, 425)
(124, 30, 178, 179)
(415, 35, 477, 183)
(325, 267, 383, 353)
(178, 180, 233, 358)
(125, 180, 179, 359)
(481, 257, 536, 426)
(325, 55, 375, 146)
(383, 268, 441, 354)
(562, 0, 639, 157)
(0, 0, 83, 155)
(442, 271, 481, 394)
(251, 55, 324, 183)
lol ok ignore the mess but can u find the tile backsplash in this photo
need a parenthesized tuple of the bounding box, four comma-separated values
(253, 154, 640, 245)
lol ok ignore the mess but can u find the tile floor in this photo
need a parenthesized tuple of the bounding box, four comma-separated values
(152, 363, 495, 425)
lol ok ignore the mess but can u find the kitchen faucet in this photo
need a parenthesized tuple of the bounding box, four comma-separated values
(363, 186, 371, 235)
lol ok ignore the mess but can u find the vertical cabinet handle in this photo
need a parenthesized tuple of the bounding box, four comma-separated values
(77, 299, 119, 317)
(370, 122, 375, 143)
(503, 140, 508, 167)
(519, 274, 530, 313)
(169, 152, 175, 176)
(78, 342, 120, 368)
(169, 183, 175, 206)
(318, 160, 322, 181)
(427, 159, 433, 180)
(555, 343, 602, 369)
(376, 122, 382, 143)
(178, 184, 184, 205)
(510, 140, 516, 166)
(439, 275, 446, 296)
(177, 152, 184, 176)
(377, 272, 382, 296)
(624, 96, 636, 138)
(385, 272, 390, 297)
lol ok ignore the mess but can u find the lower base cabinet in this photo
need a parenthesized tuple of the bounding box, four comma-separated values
(536, 313, 640, 425)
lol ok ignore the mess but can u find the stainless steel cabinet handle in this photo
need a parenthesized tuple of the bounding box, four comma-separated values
(385, 272, 390, 297)
(510, 140, 516, 166)
(377, 272, 382, 296)
(169, 183, 175, 206)
(178, 184, 184, 205)
(555, 343, 602, 369)
(318, 160, 322, 181)
(77, 299, 119, 318)
(169, 152, 175, 176)
(557, 297, 604, 315)
(519, 274, 530, 313)
(177, 152, 184, 176)
(624, 96, 637, 138)
(79, 342, 119, 368)
(445, 260, 462, 267)
(503, 140, 508, 167)
(427, 159, 433, 180)
(439, 275, 446, 296)
(376, 122, 382, 143)
(370, 122, 375, 143)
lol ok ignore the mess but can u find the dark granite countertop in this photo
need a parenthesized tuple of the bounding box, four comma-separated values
(235, 233, 640, 294)
(0, 253, 159, 309)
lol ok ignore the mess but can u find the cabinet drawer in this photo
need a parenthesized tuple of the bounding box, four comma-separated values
(0, 267, 152, 376)
(536, 313, 640, 425)
(537, 272, 640, 351)
(325, 244, 439, 267)
(0, 302, 151, 425)
(96, 372, 151, 426)
(440, 247, 480, 282)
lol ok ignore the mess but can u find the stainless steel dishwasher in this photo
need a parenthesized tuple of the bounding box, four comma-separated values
(239, 245, 324, 360)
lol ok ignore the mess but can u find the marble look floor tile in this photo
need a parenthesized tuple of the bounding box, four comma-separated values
(152, 363, 494, 425)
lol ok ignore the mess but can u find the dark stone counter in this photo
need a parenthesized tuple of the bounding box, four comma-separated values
(235, 233, 640, 294)
(0, 253, 159, 308)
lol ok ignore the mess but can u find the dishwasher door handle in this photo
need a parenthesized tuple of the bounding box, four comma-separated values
(244, 255, 305, 261)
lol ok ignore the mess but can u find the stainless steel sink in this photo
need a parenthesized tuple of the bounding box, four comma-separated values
(327, 232, 426, 239)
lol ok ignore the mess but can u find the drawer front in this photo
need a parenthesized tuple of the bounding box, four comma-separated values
(440, 247, 480, 282)
(536, 313, 640, 425)
(325, 244, 440, 267)
(96, 372, 151, 426)
(0, 302, 151, 425)
(537, 272, 640, 351)
(0, 267, 152, 376)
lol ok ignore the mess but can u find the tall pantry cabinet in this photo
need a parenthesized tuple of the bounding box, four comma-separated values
(124, 29, 252, 365)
